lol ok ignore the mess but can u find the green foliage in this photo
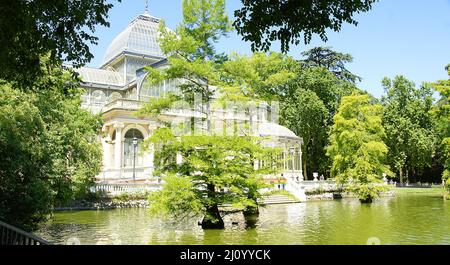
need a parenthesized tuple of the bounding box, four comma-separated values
(111, 191, 152, 202)
(146, 130, 278, 224)
(142, 0, 280, 228)
(137, 93, 181, 117)
(0, 62, 102, 231)
(261, 189, 297, 200)
(151, 0, 231, 94)
(148, 174, 204, 220)
(182, 0, 232, 59)
(143, 0, 233, 138)
(0, 0, 121, 85)
(222, 50, 357, 179)
(301, 46, 362, 83)
(281, 89, 328, 178)
(381, 76, 436, 183)
(304, 186, 344, 196)
(221, 52, 299, 101)
(297, 67, 357, 123)
(279, 66, 356, 178)
(431, 65, 450, 192)
(0, 85, 53, 231)
(233, 0, 377, 53)
(326, 92, 391, 202)
(394, 187, 444, 195)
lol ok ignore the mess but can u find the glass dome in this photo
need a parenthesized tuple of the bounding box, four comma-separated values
(258, 123, 300, 139)
(102, 13, 166, 67)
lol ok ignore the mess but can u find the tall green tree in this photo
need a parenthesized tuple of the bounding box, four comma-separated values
(147, 130, 277, 229)
(326, 92, 391, 203)
(146, 0, 232, 132)
(221, 52, 299, 101)
(0, 60, 102, 231)
(281, 89, 328, 179)
(431, 65, 450, 194)
(233, 0, 378, 53)
(280, 67, 355, 178)
(381, 76, 436, 183)
(294, 67, 356, 126)
(301, 47, 362, 83)
(0, 0, 120, 85)
(141, 0, 278, 229)
(222, 53, 356, 178)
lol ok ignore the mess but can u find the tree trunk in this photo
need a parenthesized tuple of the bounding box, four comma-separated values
(201, 204, 225, 229)
(243, 206, 259, 216)
(359, 196, 373, 204)
(243, 196, 259, 229)
(201, 184, 224, 229)
(243, 196, 259, 216)
(406, 168, 409, 183)
(303, 157, 308, 180)
(243, 212, 259, 229)
(399, 168, 403, 184)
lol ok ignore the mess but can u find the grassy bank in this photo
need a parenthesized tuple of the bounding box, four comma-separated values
(393, 187, 445, 195)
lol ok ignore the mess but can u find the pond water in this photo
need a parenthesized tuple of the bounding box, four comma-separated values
(36, 193, 450, 245)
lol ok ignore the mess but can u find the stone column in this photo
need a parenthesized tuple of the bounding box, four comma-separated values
(114, 122, 125, 170)
(101, 125, 111, 170)
(298, 144, 303, 181)
(102, 137, 110, 169)
(145, 123, 156, 178)
(290, 147, 297, 172)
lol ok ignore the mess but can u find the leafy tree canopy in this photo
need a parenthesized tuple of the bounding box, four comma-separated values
(233, 0, 378, 53)
(142, 0, 281, 229)
(301, 47, 362, 83)
(326, 92, 391, 203)
(281, 89, 328, 178)
(431, 65, 450, 191)
(0, 59, 102, 231)
(293, 67, 356, 124)
(221, 52, 300, 101)
(381, 76, 436, 183)
(147, 130, 278, 228)
(222, 52, 357, 178)
(0, 0, 120, 85)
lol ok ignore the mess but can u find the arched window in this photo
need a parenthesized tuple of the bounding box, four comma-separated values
(109, 92, 122, 102)
(91, 90, 106, 106)
(123, 129, 144, 167)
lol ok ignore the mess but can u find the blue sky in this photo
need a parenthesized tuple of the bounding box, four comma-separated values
(87, 0, 450, 98)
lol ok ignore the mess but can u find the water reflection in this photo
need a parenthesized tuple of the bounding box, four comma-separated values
(36, 194, 450, 245)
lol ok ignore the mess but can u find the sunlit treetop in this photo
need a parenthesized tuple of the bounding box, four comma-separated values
(0, 0, 121, 86)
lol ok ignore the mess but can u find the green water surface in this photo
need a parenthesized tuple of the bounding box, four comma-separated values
(36, 193, 450, 245)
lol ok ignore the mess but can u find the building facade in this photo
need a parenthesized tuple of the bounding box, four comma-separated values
(75, 12, 303, 184)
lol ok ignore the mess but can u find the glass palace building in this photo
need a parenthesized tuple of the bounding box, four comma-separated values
(75, 12, 304, 184)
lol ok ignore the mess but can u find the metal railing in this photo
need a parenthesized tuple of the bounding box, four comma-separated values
(0, 220, 50, 245)
(91, 183, 163, 196)
(103, 98, 143, 112)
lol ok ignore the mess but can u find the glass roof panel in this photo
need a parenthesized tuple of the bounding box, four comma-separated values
(103, 14, 166, 66)
(76, 67, 124, 86)
(258, 123, 300, 139)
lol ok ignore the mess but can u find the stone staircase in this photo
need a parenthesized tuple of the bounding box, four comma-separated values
(259, 194, 301, 205)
